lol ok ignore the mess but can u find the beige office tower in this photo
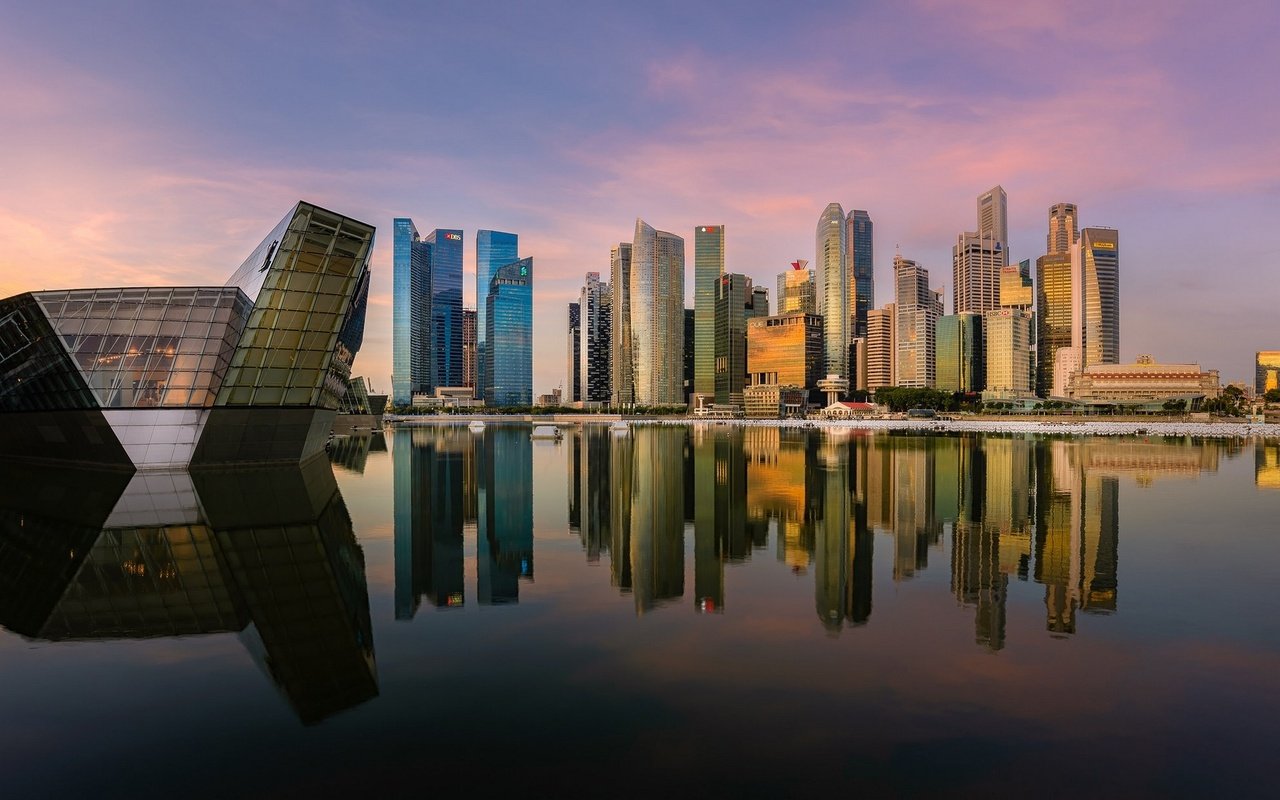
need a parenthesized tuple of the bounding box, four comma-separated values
(610, 242, 634, 406)
(630, 219, 686, 405)
(815, 203, 849, 379)
(1048, 203, 1079, 254)
(1000, 259, 1033, 309)
(977, 185, 1009, 261)
(867, 305, 896, 391)
(1070, 227, 1120, 370)
(953, 231, 1004, 314)
(851, 336, 868, 391)
(984, 308, 1034, 394)
(776, 263, 816, 314)
(896, 257, 942, 389)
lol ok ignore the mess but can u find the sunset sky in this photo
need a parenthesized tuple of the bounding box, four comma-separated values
(1, 0, 1277, 392)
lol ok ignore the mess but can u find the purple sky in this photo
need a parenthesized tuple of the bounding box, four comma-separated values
(1, 0, 1277, 391)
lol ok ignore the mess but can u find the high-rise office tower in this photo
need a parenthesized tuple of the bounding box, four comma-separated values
(476, 230, 519, 397)
(776, 261, 815, 314)
(936, 313, 984, 393)
(984, 308, 1034, 394)
(1036, 204, 1078, 396)
(630, 220, 685, 405)
(815, 203, 849, 378)
(683, 308, 694, 404)
(751, 286, 769, 318)
(1257, 351, 1280, 396)
(895, 256, 942, 388)
(392, 218, 430, 405)
(693, 225, 724, 399)
(1072, 227, 1120, 369)
(847, 210, 874, 339)
(484, 257, 533, 406)
(746, 312, 824, 391)
(1001, 259, 1033, 309)
(867, 304, 896, 391)
(578, 271, 612, 404)
(610, 242, 634, 406)
(954, 187, 1009, 315)
(423, 229, 463, 389)
(462, 309, 477, 392)
(1047, 203, 1079, 254)
(713, 273, 764, 406)
(567, 301, 581, 403)
(977, 185, 1009, 261)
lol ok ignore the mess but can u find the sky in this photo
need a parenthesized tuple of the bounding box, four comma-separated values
(1, 0, 1278, 392)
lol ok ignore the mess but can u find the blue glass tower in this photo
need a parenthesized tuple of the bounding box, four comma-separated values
(475, 230, 519, 397)
(485, 257, 533, 406)
(392, 218, 430, 406)
(423, 229, 463, 390)
(847, 210, 874, 340)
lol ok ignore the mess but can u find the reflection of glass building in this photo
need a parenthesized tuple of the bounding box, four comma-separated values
(478, 425, 533, 603)
(1, 201, 373, 469)
(393, 427, 467, 618)
(475, 230, 519, 397)
(485, 258, 533, 406)
(0, 458, 377, 726)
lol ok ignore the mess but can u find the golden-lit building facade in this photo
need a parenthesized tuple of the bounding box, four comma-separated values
(1065, 356, 1220, 404)
(867, 304, 896, 391)
(1256, 351, 1280, 396)
(1036, 250, 1073, 397)
(1000, 259, 1033, 309)
(746, 313, 823, 390)
(776, 265, 815, 315)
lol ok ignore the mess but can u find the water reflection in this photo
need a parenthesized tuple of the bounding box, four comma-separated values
(387, 424, 1244, 650)
(0, 457, 377, 725)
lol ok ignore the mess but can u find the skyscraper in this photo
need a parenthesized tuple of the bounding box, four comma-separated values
(1001, 259, 1033, 309)
(1036, 204, 1078, 396)
(694, 225, 724, 400)
(462, 308, 477, 393)
(610, 242, 633, 406)
(476, 230, 519, 396)
(630, 220, 685, 406)
(847, 210, 874, 339)
(578, 271, 611, 404)
(714, 273, 762, 407)
(1257, 351, 1280, 396)
(1072, 227, 1120, 370)
(776, 261, 815, 314)
(977, 185, 1009, 261)
(424, 229, 463, 389)
(953, 231, 1004, 314)
(867, 304, 896, 391)
(895, 256, 942, 388)
(567, 301, 581, 403)
(984, 308, 1034, 395)
(1047, 202, 1079, 254)
(392, 218, 430, 406)
(815, 203, 848, 379)
(936, 313, 984, 393)
(484, 257, 533, 406)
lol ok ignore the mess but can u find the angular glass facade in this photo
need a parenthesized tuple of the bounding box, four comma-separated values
(425, 229, 463, 389)
(693, 225, 724, 398)
(485, 257, 533, 406)
(815, 203, 847, 378)
(631, 220, 684, 405)
(0, 201, 375, 469)
(392, 218, 429, 406)
(847, 210, 874, 340)
(475, 230, 518, 396)
(936, 313, 984, 394)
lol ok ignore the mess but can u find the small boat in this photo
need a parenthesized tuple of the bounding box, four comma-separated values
(531, 425, 562, 441)
(468, 420, 486, 432)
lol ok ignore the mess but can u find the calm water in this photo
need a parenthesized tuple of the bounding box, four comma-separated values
(2, 424, 1279, 798)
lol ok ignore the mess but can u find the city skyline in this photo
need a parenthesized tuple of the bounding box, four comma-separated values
(2, 2, 1278, 394)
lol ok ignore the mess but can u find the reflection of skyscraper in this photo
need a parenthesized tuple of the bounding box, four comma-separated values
(394, 427, 466, 616)
(693, 425, 723, 612)
(629, 426, 684, 613)
(478, 425, 534, 604)
(609, 425, 634, 592)
(1257, 440, 1280, 490)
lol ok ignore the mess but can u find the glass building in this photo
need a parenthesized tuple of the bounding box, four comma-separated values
(776, 264, 815, 315)
(936, 313, 984, 394)
(815, 203, 848, 379)
(567, 301, 581, 403)
(631, 219, 685, 406)
(1257, 351, 1280, 396)
(485, 257, 533, 406)
(746, 313, 824, 391)
(0, 201, 374, 469)
(475, 230, 518, 396)
(578, 272, 611, 404)
(424, 229, 463, 390)
(847, 210, 874, 339)
(693, 225, 724, 399)
(392, 218, 430, 406)
(610, 242, 634, 407)
(714, 273, 759, 407)
(1074, 227, 1120, 370)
